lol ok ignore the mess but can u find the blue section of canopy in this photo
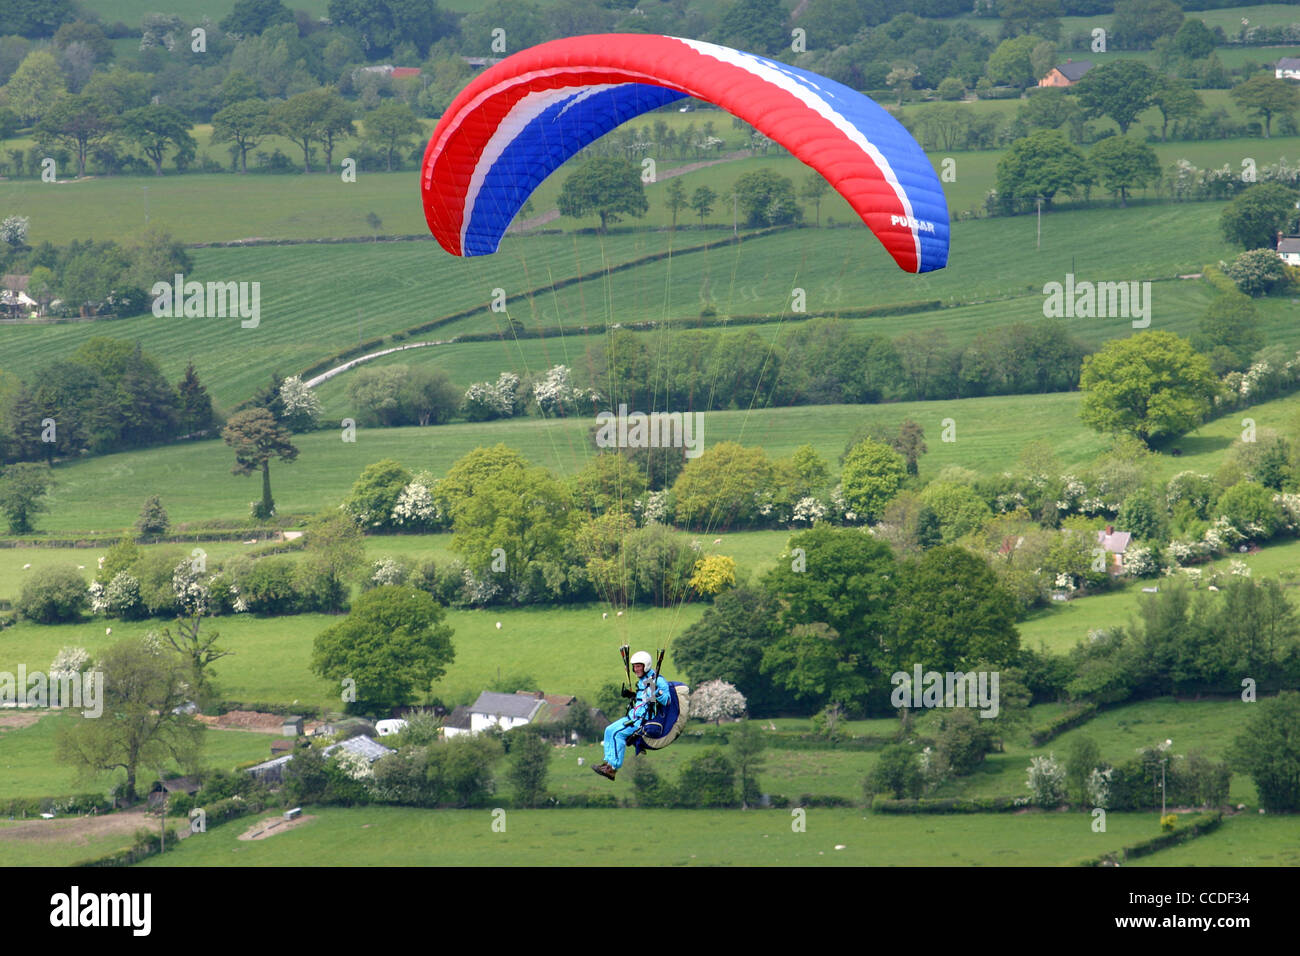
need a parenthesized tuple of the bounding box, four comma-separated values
(464, 83, 685, 255)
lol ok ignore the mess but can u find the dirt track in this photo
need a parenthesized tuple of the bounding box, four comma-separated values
(0, 807, 152, 846)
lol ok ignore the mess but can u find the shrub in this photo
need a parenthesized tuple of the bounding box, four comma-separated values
(1026, 752, 1067, 807)
(866, 743, 924, 800)
(676, 747, 736, 807)
(17, 566, 88, 624)
(934, 709, 995, 775)
(240, 558, 300, 614)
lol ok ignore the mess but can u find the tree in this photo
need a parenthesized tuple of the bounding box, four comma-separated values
(759, 524, 899, 710)
(449, 462, 578, 602)
(1073, 60, 1158, 134)
(673, 586, 781, 711)
(311, 585, 455, 710)
(664, 178, 687, 230)
(731, 720, 765, 808)
(716, 0, 787, 55)
(55, 637, 203, 803)
(273, 88, 334, 172)
(1089, 136, 1160, 206)
(1079, 332, 1219, 446)
(297, 512, 366, 613)
(1220, 183, 1300, 250)
(120, 106, 196, 175)
(840, 438, 906, 522)
(342, 459, 412, 529)
(318, 90, 354, 172)
(995, 129, 1090, 210)
(890, 546, 1020, 673)
(1172, 18, 1216, 61)
(731, 168, 801, 227)
(176, 361, 216, 436)
(556, 157, 648, 232)
(689, 184, 717, 226)
(867, 743, 923, 799)
(1230, 691, 1300, 812)
(1111, 0, 1184, 49)
(364, 101, 421, 171)
(220, 0, 293, 35)
(1223, 248, 1288, 298)
(3, 50, 65, 125)
(1150, 76, 1202, 141)
(1064, 735, 1103, 805)
(506, 729, 549, 807)
(277, 375, 320, 432)
(35, 93, 114, 177)
(1000, 0, 1060, 40)
(987, 35, 1044, 89)
(691, 680, 747, 724)
(136, 495, 169, 535)
(671, 442, 772, 529)
(221, 408, 298, 520)
(157, 614, 231, 707)
(212, 99, 271, 173)
(800, 173, 830, 226)
(1230, 76, 1300, 139)
(0, 461, 52, 533)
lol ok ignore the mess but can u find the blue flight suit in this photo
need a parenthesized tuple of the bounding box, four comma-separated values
(603, 669, 670, 770)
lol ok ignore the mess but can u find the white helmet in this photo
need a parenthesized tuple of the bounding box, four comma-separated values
(630, 651, 653, 670)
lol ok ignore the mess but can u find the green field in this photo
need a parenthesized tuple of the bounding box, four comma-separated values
(133, 803, 1186, 866)
(1126, 812, 1300, 866)
(0, 712, 273, 801)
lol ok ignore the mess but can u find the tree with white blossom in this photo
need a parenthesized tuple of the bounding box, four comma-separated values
(691, 679, 747, 724)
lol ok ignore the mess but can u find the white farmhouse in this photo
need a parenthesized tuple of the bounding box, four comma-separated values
(1277, 237, 1300, 266)
(466, 691, 547, 735)
(1275, 57, 1300, 80)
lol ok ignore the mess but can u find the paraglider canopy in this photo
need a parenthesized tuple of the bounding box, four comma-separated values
(420, 33, 949, 273)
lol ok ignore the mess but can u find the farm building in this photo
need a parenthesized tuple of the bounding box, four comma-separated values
(442, 705, 473, 738)
(147, 777, 200, 809)
(1038, 60, 1092, 87)
(1276, 57, 1300, 80)
(1096, 525, 1132, 572)
(247, 754, 293, 784)
(322, 734, 394, 763)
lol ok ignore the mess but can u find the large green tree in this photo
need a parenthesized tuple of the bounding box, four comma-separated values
(1079, 331, 1219, 446)
(840, 438, 906, 522)
(1073, 60, 1158, 134)
(1220, 183, 1300, 250)
(120, 105, 197, 175)
(35, 93, 114, 177)
(1089, 135, 1160, 206)
(364, 101, 421, 171)
(671, 442, 772, 529)
(212, 98, 271, 173)
(55, 637, 204, 803)
(1230, 691, 1300, 812)
(888, 546, 1020, 674)
(995, 129, 1091, 209)
(731, 168, 801, 227)
(1230, 75, 1300, 139)
(311, 585, 455, 710)
(556, 157, 649, 232)
(0, 461, 52, 532)
(759, 524, 899, 711)
(1111, 0, 1183, 49)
